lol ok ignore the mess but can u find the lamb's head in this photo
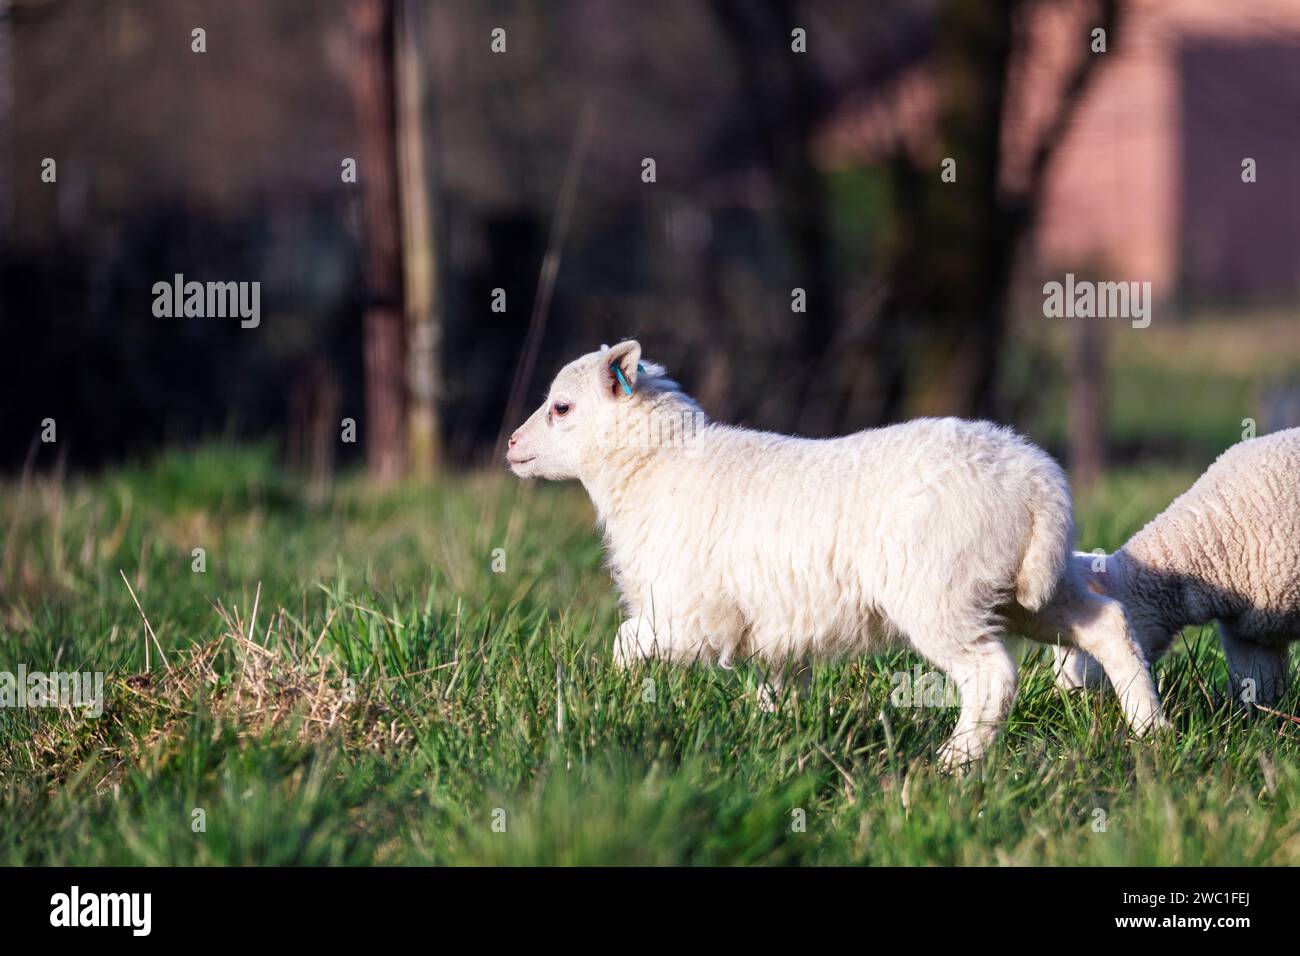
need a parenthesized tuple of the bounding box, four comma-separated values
(1076, 548, 1186, 660)
(507, 340, 663, 480)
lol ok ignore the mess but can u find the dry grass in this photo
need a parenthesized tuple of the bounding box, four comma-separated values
(5, 586, 415, 793)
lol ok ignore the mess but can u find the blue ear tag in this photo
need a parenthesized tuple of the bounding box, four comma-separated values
(612, 362, 633, 396)
(611, 362, 647, 396)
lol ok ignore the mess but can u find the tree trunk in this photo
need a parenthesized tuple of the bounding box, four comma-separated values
(396, 0, 442, 478)
(710, 0, 836, 435)
(347, 0, 406, 482)
(0, 0, 13, 235)
(1068, 317, 1106, 493)
(856, 0, 1118, 430)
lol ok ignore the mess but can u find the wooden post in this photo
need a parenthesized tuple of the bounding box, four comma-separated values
(1069, 317, 1106, 493)
(347, 0, 406, 482)
(396, 0, 442, 478)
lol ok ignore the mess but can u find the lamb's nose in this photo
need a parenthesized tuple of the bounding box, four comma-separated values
(508, 433, 519, 449)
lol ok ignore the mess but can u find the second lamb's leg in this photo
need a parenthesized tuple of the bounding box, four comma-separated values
(1013, 587, 1108, 692)
(1220, 623, 1289, 708)
(1069, 593, 1166, 734)
(1051, 644, 1107, 691)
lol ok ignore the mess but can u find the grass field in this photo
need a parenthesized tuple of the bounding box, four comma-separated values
(2, 443, 1298, 866)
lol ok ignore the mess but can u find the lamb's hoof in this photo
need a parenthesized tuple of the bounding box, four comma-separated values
(756, 682, 780, 713)
(1137, 712, 1173, 737)
(1054, 668, 1107, 692)
(936, 739, 983, 776)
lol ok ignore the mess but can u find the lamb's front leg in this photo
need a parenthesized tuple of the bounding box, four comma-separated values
(1051, 644, 1106, 691)
(1220, 623, 1289, 707)
(1018, 594, 1107, 691)
(1019, 588, 1165, 733)
(1067, 594, 1166, 734)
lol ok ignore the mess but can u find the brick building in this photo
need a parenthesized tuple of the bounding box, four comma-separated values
(821, 0, 1300, 307)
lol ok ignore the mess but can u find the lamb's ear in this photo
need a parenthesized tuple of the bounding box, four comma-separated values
(1085, 562, 1113, 597)
(600, 340, 642, 399)
(1072, 551, 1112, 596)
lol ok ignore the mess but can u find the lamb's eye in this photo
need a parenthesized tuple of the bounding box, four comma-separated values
(552, 401, 571, 417)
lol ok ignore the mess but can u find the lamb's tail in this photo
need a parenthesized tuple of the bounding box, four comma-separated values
(1015, 461, 1075, 612)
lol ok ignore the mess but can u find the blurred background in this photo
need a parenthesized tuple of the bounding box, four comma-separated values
(4, 0, 1300, 869)
(2, 0, 1299, 488)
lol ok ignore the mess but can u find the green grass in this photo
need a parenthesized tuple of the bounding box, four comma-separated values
(1, 445, 1298, 866)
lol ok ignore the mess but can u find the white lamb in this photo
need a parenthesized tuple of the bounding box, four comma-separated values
(507, 341, 1164, 767)
(1050, 428, 1300, 706)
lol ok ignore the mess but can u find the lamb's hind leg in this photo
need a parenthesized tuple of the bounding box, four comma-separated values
(1220, 622, 1289, 708)
(938, 640, 1018, 771)
(925, 638, 1019, 772)
(897, 598, 1019, 771)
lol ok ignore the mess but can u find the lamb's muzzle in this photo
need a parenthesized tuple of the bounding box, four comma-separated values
(511, 340, 1166, 767)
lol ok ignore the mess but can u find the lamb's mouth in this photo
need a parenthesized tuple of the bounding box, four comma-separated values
(507, 456, 536, 467)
